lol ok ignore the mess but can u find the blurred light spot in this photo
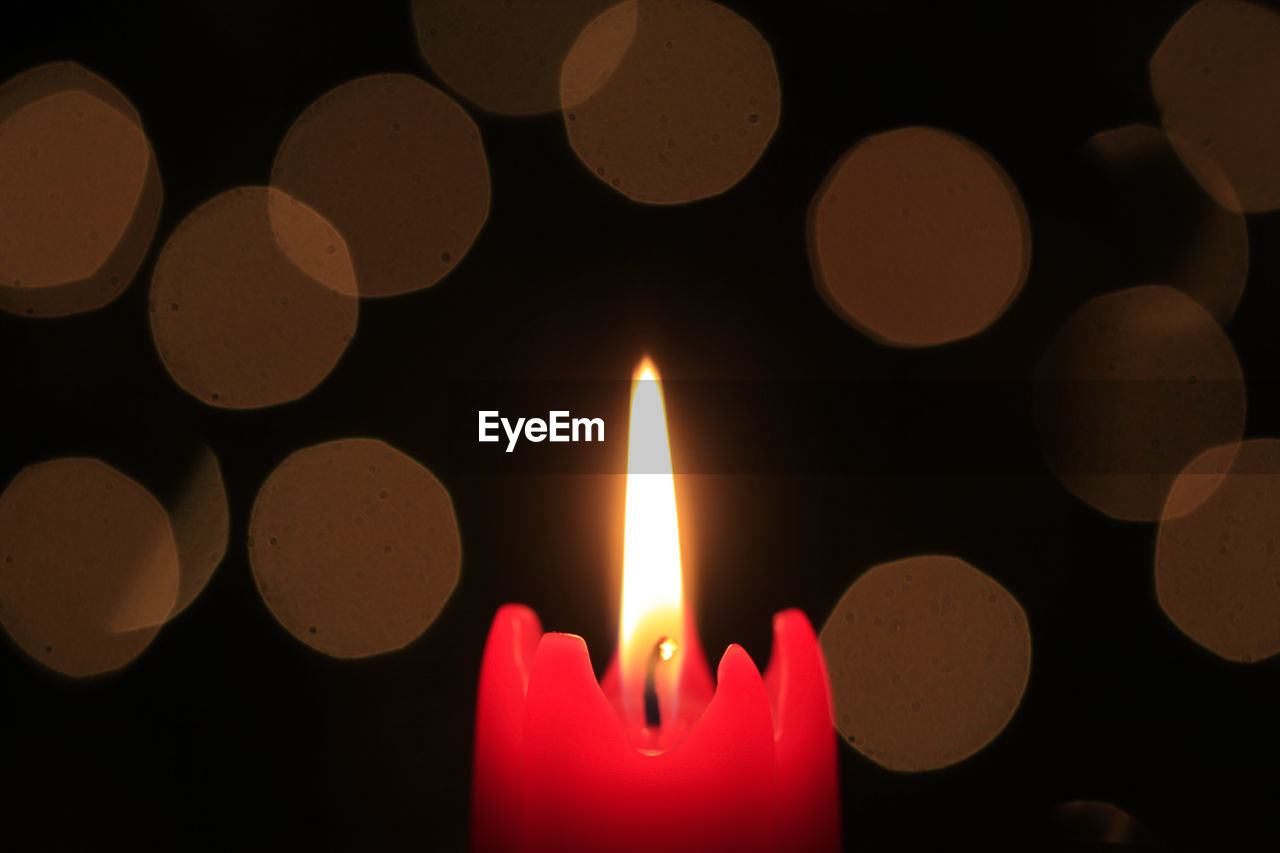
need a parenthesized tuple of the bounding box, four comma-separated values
(1086, 124, 1248, 323)
(166, 445, 229, 617)
(267, 189, 360, 298)
(1151, 0, 1280, 212)
(1157, 440, 1280, 662)
(272, 73, 489, 297)
(413, 0, 619, 115)
(1051, 801, 1148, 845)
(0, 458, 179, 677)
(560, 1, 640, 109)
(0, 62, 162, 318)
(149, 186, 358, 409)
(249, 439, 460, 658)
(809, 127, 1030, 347)
(559, 0, 780, 204)
(1034, 285, 1245, 521)
(819, 555, 1031, 772)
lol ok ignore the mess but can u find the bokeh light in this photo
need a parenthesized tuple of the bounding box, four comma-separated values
(1050, 801, 1149, 845)
(1151, 0, 1280, 212)
(819, 555, 1031, 772)
(1085, 124, 1248, 323)
(559, 0, 780, 204)
(809, 127, 1030, 347)
(1034, 285, 1245, 521)
(0, 62, 162, 318)
(166, 445, 229, 617)
(0, 458, 179, 677)
(559, 0, 637, 110)
(248, 439, 461, 659)
(1156, 440, 1280, 663)
(412, 0, 618, 115)
(149, 186, 358, 409)
(271, 73, 490, 297)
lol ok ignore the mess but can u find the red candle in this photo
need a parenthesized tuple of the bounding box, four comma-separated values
(471, 361, 840, 852)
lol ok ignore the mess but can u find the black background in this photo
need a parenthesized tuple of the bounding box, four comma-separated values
(2, 1, 1278, 850)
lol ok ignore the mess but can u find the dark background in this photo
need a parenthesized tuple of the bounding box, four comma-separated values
(2, 1, 1278, 850)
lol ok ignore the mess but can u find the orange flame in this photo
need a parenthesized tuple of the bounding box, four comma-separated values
(619, 358, 685, 728)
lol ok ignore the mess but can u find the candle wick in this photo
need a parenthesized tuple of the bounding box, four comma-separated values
(643, 636, 671, 729)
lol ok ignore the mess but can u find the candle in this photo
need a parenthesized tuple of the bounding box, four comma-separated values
(471, 360, 840, 851)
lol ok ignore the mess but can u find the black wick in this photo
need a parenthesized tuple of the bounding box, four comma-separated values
(643, 636, 672, 729)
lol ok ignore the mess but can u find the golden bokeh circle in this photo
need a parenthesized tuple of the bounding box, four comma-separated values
(149, 186, 358, 409)
(167, 445, 230, 618)
(249, 439, 461, 659)
(1157, 440, 1280, 662)
(1151, 0, 1280, 212)
(0, 458, 179, 677)
(560, 0, 780, 204)
(272, 73, 490, 297)
(0, 63, 162, 318)
(809, 127, 1030, 347)
(820, 555, 1031, 772)
(1034, 285, 1245, 521)
(413, 0, 618, 115)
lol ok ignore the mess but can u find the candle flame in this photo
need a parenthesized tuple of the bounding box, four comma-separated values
(620, 358, 685, 725)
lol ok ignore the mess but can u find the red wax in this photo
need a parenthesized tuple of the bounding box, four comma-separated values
(471, 605, 840, 852)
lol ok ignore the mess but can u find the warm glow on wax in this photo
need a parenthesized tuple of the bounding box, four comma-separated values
(471, 357, 842, 851)
(619, 359, 685, 724)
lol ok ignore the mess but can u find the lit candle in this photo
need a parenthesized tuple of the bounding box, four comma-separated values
(471, 360, 840, 851)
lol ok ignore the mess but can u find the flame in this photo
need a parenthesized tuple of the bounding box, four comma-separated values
(619, 358, 685, 725)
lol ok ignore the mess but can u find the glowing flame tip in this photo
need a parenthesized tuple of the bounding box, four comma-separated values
(620, 357, 684, 717)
